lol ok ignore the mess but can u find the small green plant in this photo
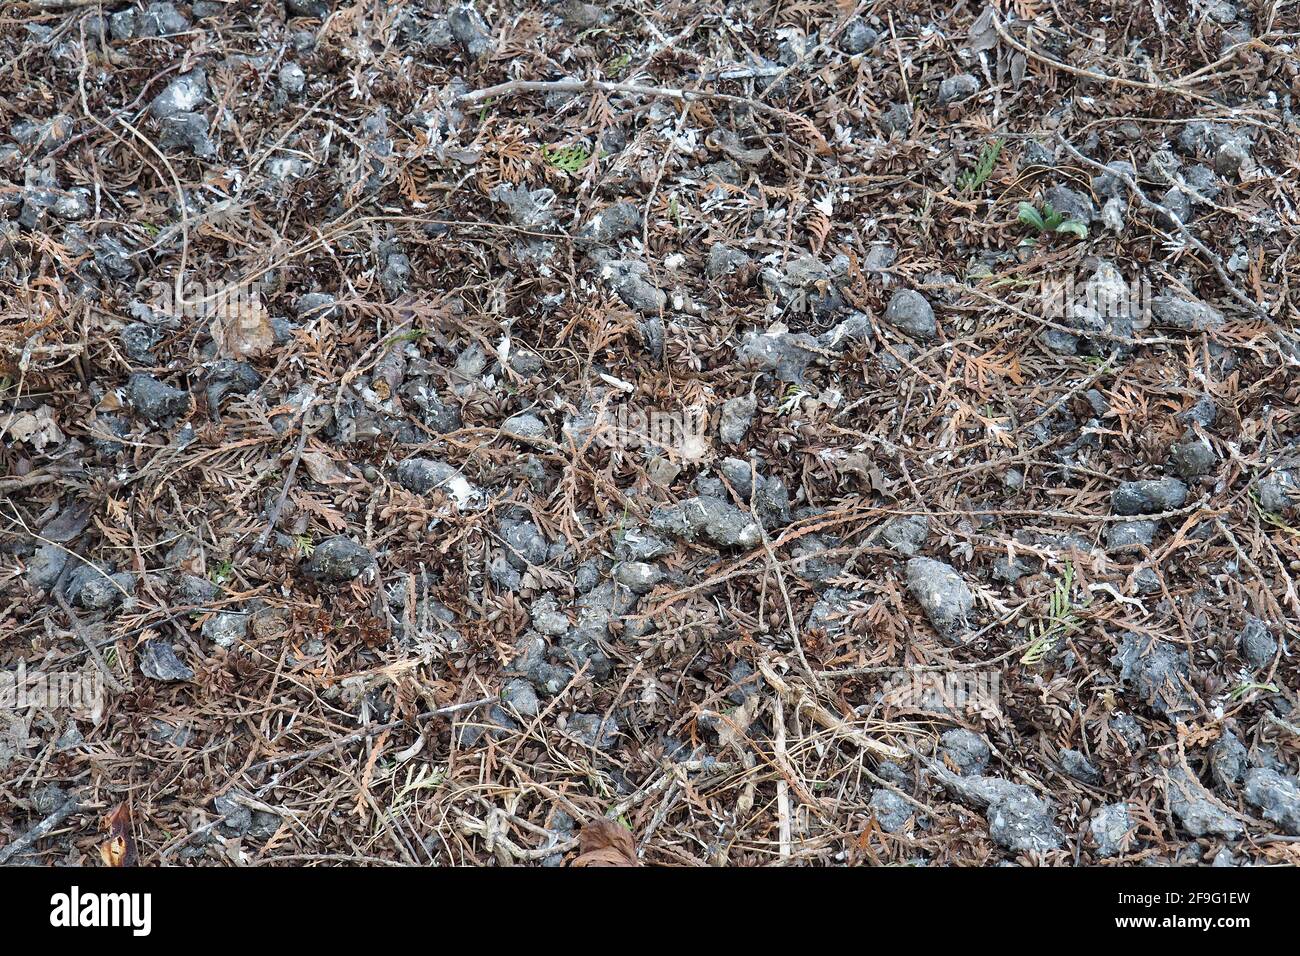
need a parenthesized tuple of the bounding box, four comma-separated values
(777, 384, 810, 416)
(957, 138, 1003, 194)
(542, 142, 593, 174)
(605, 52, 632, 77)
(1229, 680, 1278, 700)
(1017, 200, 1088, 240)
(211, 559, 234, 585)
(293, 534, 314, 557)
(1021, 560, 1084, 665)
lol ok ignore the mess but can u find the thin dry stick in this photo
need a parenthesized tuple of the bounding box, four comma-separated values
(0, 797, 80, 865)
(250, 395, 316, 555)
(458, 78, 818, 131)
(51, 563, 127, 695)
(248, 696, 497, 775)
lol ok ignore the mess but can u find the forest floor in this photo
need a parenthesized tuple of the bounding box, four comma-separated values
(1, 0, 1299, 866)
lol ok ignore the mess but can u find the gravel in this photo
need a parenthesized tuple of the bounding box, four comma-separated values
(905, 557, 974, 642)
(127, 373, 192, 422)
(304, 536, 374, 583)
(1112, 632, 1194, 720)
(1237, 617, 1277, 671)
(718, 394, 757, 445)
(1243, 768, 1300, 835)
(1111, 478, 1189, 515)
(869, 789, 913, 832)
(1090, 803, 1133, 858)
(138, 639, 194, 682)
(939, 728, 990, 776)
(649, 496, 762, 550)
(1167, 767, 1244, 838)
(881, 289, 937, 340)
(201, 611, 249, 648)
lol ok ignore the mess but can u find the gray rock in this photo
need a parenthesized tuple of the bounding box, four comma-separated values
(127, 373, 191, 422)
(109, 9, 137, 39)
(1257, 469, 1297, 512)
(65, 565, 134, 612)
(1105, 520, 1156, 551)
(1059, 749, 1102, 786)
(598, 258, 665, 314)
(882, 289, 937, 340)
(840, 19, 879, 54)
(939, 728, 989, 776)
(1150, 294, 1224, 332)
(938, 73, 980, 104)
(1167, 767, 1243, 838)
(502, 412, 550, 443)
(648, 496, 761, 550)
(1180, 394, 1218, 428)
(25, 545, 68, 590)
(987, 789, 1063, 853)
(1112, 632, 1194, 719)
(879, 102, 912, 135)
(613, 529, 672, 562)
(869, 789, 912, 832)
(158, 111, 215, 157)
(500, 679, 540, 719)
(1044, 184, 1097, 224)
(1131, 567, 1162, 596)
(1154, 187, 1193, 228)
(149, 70, 207, 119)
(1243, 768, 1300, 834)
(138, 2, 189, 35)
(1091, 161, 1136, 199)
(1111, 478, 1188, 515)
(294, 292, 341, 321)
(1237, 617, 1277, 671)
(1168, 435, 1217, 479)
(1210, 730, 1249, 789)
(501, 519, 547, 569)
(576, 200, 640, 247)
(379, 251, 411, 299)
(1090, 803, 1132, 858)
(806, 587, 860, 635)
(613, 561, 663, 594)
(139, 639, 193, 681)
(718, 394, 757, 444)
(1215, 140, 1252, 178)
(448, 3, 492, 56)
(490, 183, 555, 229)
(214, 793, 253, 836)
(905, 557, 974, 642)
(529, 596, 570, 636)
(278, 62, 306, 96)
(201, 610, 249, 648)
(150, 719, 194, 747)
(566, 713, 619, 750)
(789, 534, 843, 583)
(395, 457, 479, 507)
(286, 0, 329, 16)
(707, 243, 752, 279)
(1109, 713, 1146, 752)
(736, 329, 821, 382)
(305, 536, 373, 582)
(880, 514, 929, 556)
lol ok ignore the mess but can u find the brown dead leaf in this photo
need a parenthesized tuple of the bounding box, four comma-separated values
(572, 817, 638, 866)
(99, 802, 138, 867)
(211, 300, 274, 359)
(299, 450, 358, 485)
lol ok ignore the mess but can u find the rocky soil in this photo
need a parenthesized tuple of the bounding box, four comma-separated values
(1, 0, 1299, 866)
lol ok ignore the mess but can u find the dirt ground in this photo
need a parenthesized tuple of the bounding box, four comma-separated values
(1, 0, 1299, 866)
